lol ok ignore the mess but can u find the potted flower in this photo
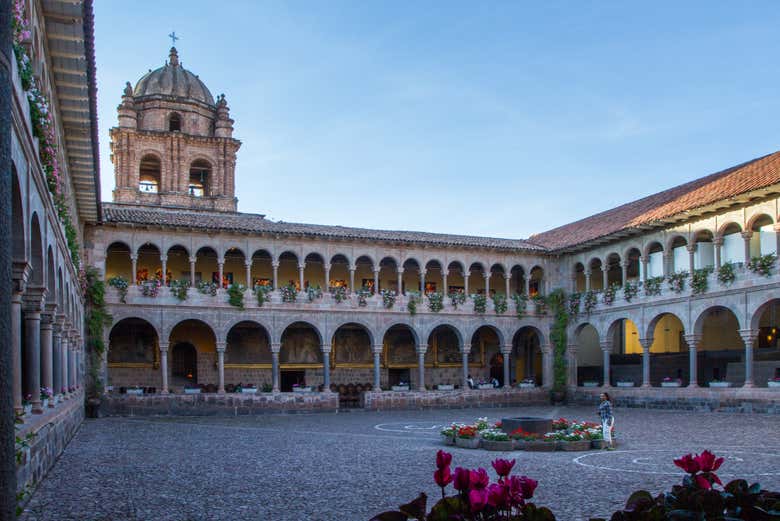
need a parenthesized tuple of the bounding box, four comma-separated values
(40, 387, 53, 408)
(292, 383, 313, 392)
(436, 383, 454, 391)
(107, 275, 129, 302)
(476, 380, 494, 390)
(472, 294, 487, 314)
(141, 278, 163, 297)
(280, 283, 297, 303)
(492, 293, 507, 315)
(440, 424, 458, 446)
(306, 285, 323, 302)
(661, 377, 682, 388)
(559, 430, 592, 451)
(616, 380, 635, 388)
(380, 289, 396, 309)
(480, 429, 513, 451)
(768, 377, 780, 388)
(582, 380, 600, 388)
(525, 432, 559, 452)
(22, 394, 32, 415)
(584, 426, 606, 449)
(427, 292, 444, 312)
(391, 382, 410, 392)
(356, 288, 372, 307)
(240, 383, 257, 394)
(518, 378, 535, 389)
(330, 285, 348, 304)
(184, 385, 201, 394)
(708, 379, 730, 388)
(255, 284, 273, 307)
(449, 290, 466, 310)
(454, 425, 480, 449)
(197, 281, 218, 296)
(126, 385, 143, 396)
(512, 293, 528, 318)
(509, 428, 539, 450)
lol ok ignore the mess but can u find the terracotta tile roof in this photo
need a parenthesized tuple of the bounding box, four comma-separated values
(529, 151, 780, 250)
(101, 203, 546, 251)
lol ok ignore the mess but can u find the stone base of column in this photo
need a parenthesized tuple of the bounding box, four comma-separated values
(641, 383, 652, 388)
(160, 390, 169, 395)
(743, 382, 754, 388)
(32, 400, 44, 414)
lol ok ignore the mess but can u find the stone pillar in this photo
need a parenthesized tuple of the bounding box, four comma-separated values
(417, 344, 427, 391)
(523, 273, 530, 295)
(442, 270, 449, 296)
(372, 345, 383, 391)
(161, 255, 168, 286)
(484, 273, 490, 296)
(52, 317, 63, 399)
(61, 333, 69, 396)
(566, 344, 577, 389)
(600, 340, 612, 387)
(420, 269, 426, 294)
(640, 257, 648, 283)
(217, 259, 225, 288)
(584, 270, 591, 292)
(683, 334, 700, 387)
(68, 337, 76, 391)
(601, 267, 608, 291)
(298, 263, 305, 291)
(541, 344, 553, 389)
(741, 232, 753, 265)
(501, 345, 512, 388)
(465, 270, 471, 296)
(131, 254, 138, 285)
(714, 238, 723, 269)
(271, 343, 281, 392)
(775, 224, 780, 267)
(687, 244, 696, 274)
(397, 268, 404, 295)
(189, 256, 196, 287)
(216, 342, 226, 394)
(461, 343, 471, 389)
(639, 337, 653, 387)
(325, 264, 331, 289)
(349, 267, 356, 293)
(504, 273, 511, 297)
(272, 262, 279, 289)
(11, 289, 23, 414)
(621, 261, 628, 286)
(245, 261, 252, 288)
(321, 345, 331, 391)
(24, 288, 46, 413)
(159, 342, 169, 394)
(738, 329, 757, 387)
(373, 269, 380, 294)
(40, 310, 54, 400)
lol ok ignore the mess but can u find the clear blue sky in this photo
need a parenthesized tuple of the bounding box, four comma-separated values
(93, 1, 780, 239)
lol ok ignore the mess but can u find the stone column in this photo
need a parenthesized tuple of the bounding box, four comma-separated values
(373, 269, 380, 294)
(640, 257, 648, 283)
(566, 344, 577, 389)
(272, 262, 279, 289)
(217, 259, 225, 288)
(714, 238, 723, 269)
(216, 342, 226, 394)
(349, 267, 356, 293)
(484, 273, 490, 296)
(161, 255, 168, 286)
(11, 277, 25, 413)
(68, 336, 76, 391)
(687, 244, 696, 274)
(639, 337, 653, 387)
(131, 254, 138, 285)
(541, 344, 553, 389)
(504, 273, 511, 297)
(159, 342, 169, 394)
(738, 329, 757, 387)
(52, 317, 63, 399)
(621, 261, 628, 286)
(683, 334, 700, 387)
(245, 261, 252, 288)
(271, 343, 281, 392)
(601, 267, 608, 291)
(420, 269, 426, 294)
(24, 288, 46, 413)
(775, 224, 780, 267)
(741, 232, 753, 265)
(442, 270, 449, 296)
(325, 264, 331, 289)
(298, 263, 305, 291)
(189, 256, 196, 287)
(397, 268, 404, 295)
(372, 345, 383, 390)
(584, 270, 591, 292)
(465, 270, 471, 295)
(461, 343, 471, 389)
(501, 345, 512, 388)
(61, 333, 69, 396)
(600, 340, 612, 387)
(40, 309, 54, 401)
(417, 344, 427, 391)
(321, 345, 331, 391)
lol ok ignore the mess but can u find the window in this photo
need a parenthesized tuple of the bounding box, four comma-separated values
(169, 113, 181, 132)
(139, 155, 161, 193)
(188, 160, 211, 197)
(139, 176, 158, 193)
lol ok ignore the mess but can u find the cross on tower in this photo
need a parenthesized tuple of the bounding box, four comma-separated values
(168, 31, 179, 46)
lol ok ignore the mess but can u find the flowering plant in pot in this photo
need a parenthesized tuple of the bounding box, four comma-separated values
(455, 425, 481, 449)
(440, 423, 461, 445)
(667, 271, 689, 294)
(226, 283, 246, 309)
(107, 276, 129, 303)
(141, 278, 162, 297)
(644, 276, 664, 296)
(380, 289, 396, 309)
(197, 281, 218, 296)
(717, 261, 736, 285)
(567, 292, 581, 317)
(449, 290, 466, 309)
(748, 252, 777, 277)
(481, 429, 513, 451)
(602, 283, 619, 306)
(583, 290, 598, 315)
(169, 279, 189, 301)
(280, 283, 297, 303)
(472, 294, 487, 314)
(254, 284, 272, 307)
(306, 284, 323, 302)
(511, 293, 528, 318)
(356, 287, 372, 307)
(427, 292, 444, 313)
(330, 285, 348, 303)
(492, 294, 508, 315)
(531, 294, 547, 315)
(622, 280, 639, 302)
(406, 291, 421, 315)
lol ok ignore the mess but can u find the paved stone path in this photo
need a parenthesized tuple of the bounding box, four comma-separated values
(20, 406, 780, 521)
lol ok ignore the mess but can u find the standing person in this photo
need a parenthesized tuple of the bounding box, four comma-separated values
(467, 374, 475, 389)
(598, 392, 615, 449)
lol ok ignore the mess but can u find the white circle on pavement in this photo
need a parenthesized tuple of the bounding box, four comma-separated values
(573, 449, 780, 476)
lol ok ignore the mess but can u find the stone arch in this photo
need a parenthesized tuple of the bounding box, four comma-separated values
(329, 318, 376, 346)
(163, 316, 218, 344)
(666, 233, 688, 252)
(718, 221, 742, 237)
(693, 306, 743, 344)
(425, 321, 464, 346)
(447, 259, 466, 274)
(644, 240, 664, 258)
(108, 317, 159, 363)
(11, 164, 25, 261)
(330, 252, 353, 266)
(467, 323, 505, 346)
(605, 252, 622, 286)
(279, 321, 324, 364)
(46, 246, 56, 304)
(428, 323, 465, 367)
(225, 320, 272, 364)
(188, 158, 212, 197)
(29, 212, 43, 285)
(57, 268, 64, 307)
(139, 153, 162, 193)
(747, 212, 774, 232)
(136, 242, 162, 282)
(379, 321, 421, 346)
(512, 325, 544, 385)
(276, 319, 324, 345)
(332, 322, 374, 365)
(471, 324, 504, 384)
(751, 298, 780, 332)
(168, 112, 182, 132)
(105, 241, 133, 280)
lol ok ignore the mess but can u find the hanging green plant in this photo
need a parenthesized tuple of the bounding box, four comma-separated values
(667, 271, 689, 294)
(532, 294, 547, 315)
(492, 293, 507, 315)
(380, 289, 396, 309)
(748, 253, 777, 277)
(623, 281, 639, 302)
(169, 279, 189, 301)
(357, 288, 372, 307)
(472, 294, 487, 314)
(583, 290, 598, 315)
(511, 293, 528, 318)
(280, 283, 297, 303)
(197, 281, 218, 296)
(407, 291, 420, 315)
(306, 284, 323, 302)
(427, 292, 444, 312)
(83, 267, 111, 400)
(602, 283, 620, 305)
(644, 276, 664, 296)
(449, 291, 466, 309)
(547, 289, 568, 393)
(107, 275, 129, 303)
(255, 284, 272, 307)
(717, 261, 736, 285)
(567, 292, 581, 317)
(691, 267, 713, 295)
(330, 285, 348, 303)
(227, 283, 246, 309)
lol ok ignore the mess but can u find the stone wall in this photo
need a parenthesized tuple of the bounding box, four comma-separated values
(16, 392, 84, 498)
(101, 391, 339, 416)
(573, 387, 780, 414)
(363, 388, 547, 410)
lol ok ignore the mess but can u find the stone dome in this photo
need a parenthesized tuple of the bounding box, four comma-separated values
(133, 47, 215, 106)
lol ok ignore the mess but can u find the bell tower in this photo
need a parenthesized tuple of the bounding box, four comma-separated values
(110, 47, 241, 212)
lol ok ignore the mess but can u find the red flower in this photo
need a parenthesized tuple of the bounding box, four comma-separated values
(491, 458, 516, 478)
(695, 474, 713, 490)
(434, 466, 453, 488)
(469, 488, 489, 512)
(694, 450, 724, 473)
(507, 476, 526, 507)
(436, 450, 452, 470)
(673, 453, 700, 474)
(453, 467, 471, 491)
(469, 468, 490, 490)
(487, 483, 509, 508)
(517, 476, 538, 499)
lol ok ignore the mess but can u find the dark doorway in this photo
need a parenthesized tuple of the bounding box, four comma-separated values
(490, 352, 504, 386)
(172, 342, 197, 383)
(281, 370, 305, 392)
(388, 368, 411, 387)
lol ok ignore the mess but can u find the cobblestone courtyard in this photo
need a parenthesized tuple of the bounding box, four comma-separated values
(21, 406, 780, 521)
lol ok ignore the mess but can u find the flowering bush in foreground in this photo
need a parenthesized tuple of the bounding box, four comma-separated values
(370, 450, 780, 521)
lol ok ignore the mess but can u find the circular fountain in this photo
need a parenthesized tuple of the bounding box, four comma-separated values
(500, 417, 552, 436)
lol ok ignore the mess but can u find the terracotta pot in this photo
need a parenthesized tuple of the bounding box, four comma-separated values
(455, 437, 481, 449)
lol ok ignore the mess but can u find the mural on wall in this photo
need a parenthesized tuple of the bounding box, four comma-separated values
(433, 327, 477, 365)
(108, 318, 157, 364)
(226, 322, 272, 364)
(334, 327, 372, 364)
(387, 327, 417, 365)
(280, 325, 323, 364)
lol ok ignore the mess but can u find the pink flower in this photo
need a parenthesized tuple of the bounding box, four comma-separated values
(517, 476, 538, 499)
(487, 483, 508, 508)
(694, 450, 724, 473)
(469, 468, 489, 490)
(491, 458, 515, 478)
(469, 488, 489, 512)
(434, 466, 453, 488)
(453, 467, 470, 491)
(673, 453, 700, 474)
(695, 474, 713, 490)
(436, 450, 452, 469)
